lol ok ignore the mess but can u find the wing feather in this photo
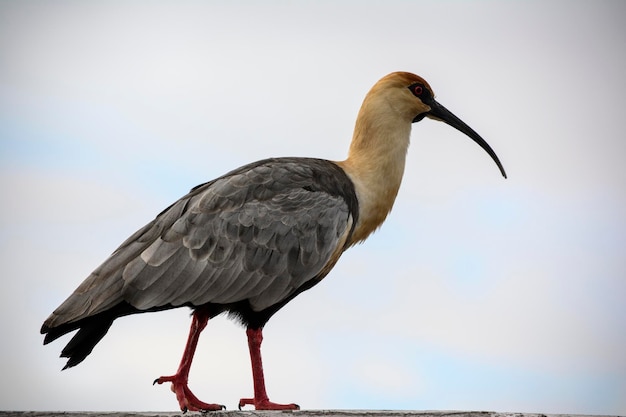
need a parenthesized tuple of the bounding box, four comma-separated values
(45, 158, 357, 329)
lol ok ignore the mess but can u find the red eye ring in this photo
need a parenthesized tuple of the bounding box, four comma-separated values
(413, 85, 423, 95)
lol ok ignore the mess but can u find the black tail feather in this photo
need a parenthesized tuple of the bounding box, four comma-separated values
(41, 302, 182, 369)
(60, 317, 115, 369)
(41, 302, 139, 369)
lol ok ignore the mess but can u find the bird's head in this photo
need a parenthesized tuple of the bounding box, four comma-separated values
(365, 72, 507, 179)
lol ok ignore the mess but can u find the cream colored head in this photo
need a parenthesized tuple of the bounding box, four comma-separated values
(358, 72, 434, 124)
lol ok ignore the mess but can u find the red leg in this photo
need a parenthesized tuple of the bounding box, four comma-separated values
(238, 327, 300, 410)
(153, 309, 224, 412)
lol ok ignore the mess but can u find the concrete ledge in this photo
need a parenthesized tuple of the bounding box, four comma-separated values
(0, 411, 621, 417)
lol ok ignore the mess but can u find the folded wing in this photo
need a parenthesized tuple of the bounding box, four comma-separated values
(42, 158, 357, 335)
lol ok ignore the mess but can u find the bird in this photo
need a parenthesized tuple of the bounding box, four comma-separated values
(41, 71, 507, 412)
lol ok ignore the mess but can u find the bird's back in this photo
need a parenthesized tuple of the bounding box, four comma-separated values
(41, 157, 359, 368)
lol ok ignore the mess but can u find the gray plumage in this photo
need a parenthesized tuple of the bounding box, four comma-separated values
(42, 157, 358, 367)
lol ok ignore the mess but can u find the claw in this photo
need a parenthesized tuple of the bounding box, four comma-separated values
(153, 374, 225, 412)
(201, 405, 226, 413)
(239, 397, 300, 410)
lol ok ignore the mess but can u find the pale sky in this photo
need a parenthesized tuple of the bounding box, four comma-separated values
(1, 1, 625, 415)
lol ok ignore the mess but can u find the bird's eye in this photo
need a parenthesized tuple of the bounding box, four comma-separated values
(408, 82, 432, 102)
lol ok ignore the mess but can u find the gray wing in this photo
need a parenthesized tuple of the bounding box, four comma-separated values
(44, 158, 354, 328)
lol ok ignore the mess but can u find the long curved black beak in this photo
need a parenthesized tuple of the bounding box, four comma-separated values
(419, 100, 507, 179)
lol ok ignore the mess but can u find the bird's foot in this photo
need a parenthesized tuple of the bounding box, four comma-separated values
(154, 375, 225, 412)
(238, 397, 300, 410)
